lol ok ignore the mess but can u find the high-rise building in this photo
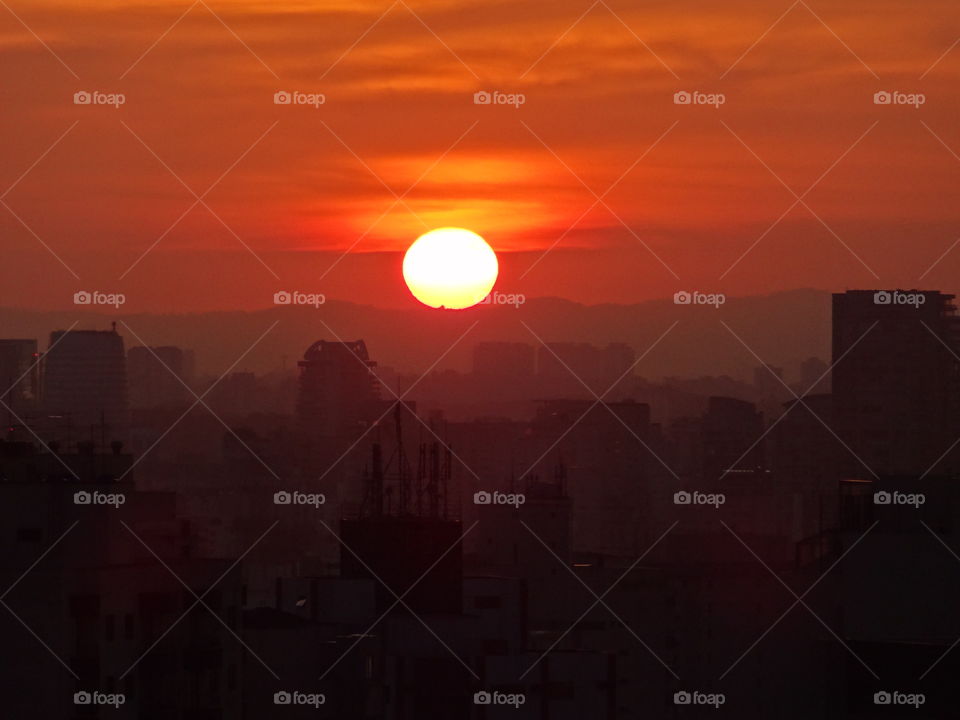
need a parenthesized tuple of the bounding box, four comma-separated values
(472, 341, 534, 378)
(832, 290, 960, 477)
(340, 516, 464, 614)
(296, 340, 381, 475)
(530, 399, 654, 555)
(0, 442, 241, 719)
(536, 342, 635, 394)
(0, 339, 39, 414)
(798, 356, 830, 394)
(296, 340, 381, 438)
(127, 345, 191, 409)
(701, 396, 764, 482)
(41, 327, 128, 446)
(753, 362, 785, 396)
(600, 341, 635, 384)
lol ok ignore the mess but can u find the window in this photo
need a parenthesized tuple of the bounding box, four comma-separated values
(105, 614, 115, 642)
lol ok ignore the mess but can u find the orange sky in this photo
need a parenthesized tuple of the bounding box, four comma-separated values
(1, 0, 960, 312)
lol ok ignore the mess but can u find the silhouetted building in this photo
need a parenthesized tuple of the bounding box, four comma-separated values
(701, 396, 764, 482)
(127, 345, 191, 409)
(340, 516, 464, 615)
(537, 342, 635, 395)
(207, 371, 258, 417)
(832, 290, 960, 476)
(0, 441, 242, 719)
(472, 341, 534, 378)
(798, 355, 830, 394)
(753, 362, 784, 396)
(297, 340, 380, 439)
(41, 327, 128, 446)
(774, 394, 837, 485)
(472, 476, 573, 627)
(530, 399, 655, 554)
(0, 338, 39, 409)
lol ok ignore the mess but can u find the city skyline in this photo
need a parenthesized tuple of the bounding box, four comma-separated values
(3, 289, 960, 718)
(3, 1, 960, 717)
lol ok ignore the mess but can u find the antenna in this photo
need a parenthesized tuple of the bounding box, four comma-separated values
(372, 441, 383, 516)
(358, 401, 454, 520)
(394, 403, 409, 515)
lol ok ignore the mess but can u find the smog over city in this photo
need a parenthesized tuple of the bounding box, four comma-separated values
(2, 1, 960, 718)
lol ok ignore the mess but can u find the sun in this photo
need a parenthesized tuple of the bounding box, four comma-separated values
(402, 228, 498, 309)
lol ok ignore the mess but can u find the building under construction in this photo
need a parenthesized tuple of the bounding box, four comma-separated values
(340, 403, 463, 615)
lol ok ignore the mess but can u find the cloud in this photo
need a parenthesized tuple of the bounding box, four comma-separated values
(2, 0, 960, 309)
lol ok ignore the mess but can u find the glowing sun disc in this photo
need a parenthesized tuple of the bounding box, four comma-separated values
(402, 228, 498, 309)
